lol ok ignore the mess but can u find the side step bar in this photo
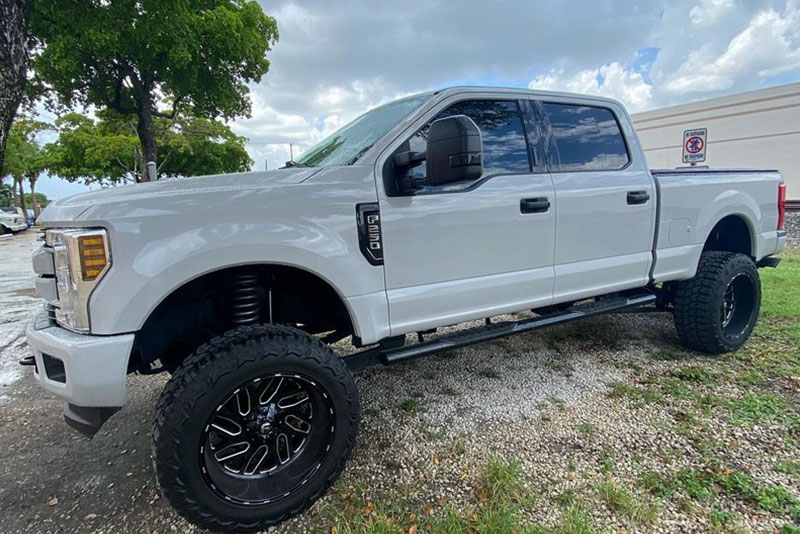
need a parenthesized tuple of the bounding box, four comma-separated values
(345, 291, 656, 371)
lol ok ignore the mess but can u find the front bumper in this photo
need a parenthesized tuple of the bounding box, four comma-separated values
(26, 310, 135, 433)
(2, 221, 27, 232)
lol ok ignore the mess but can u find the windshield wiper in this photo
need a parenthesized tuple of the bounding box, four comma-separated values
(282, 160, 312, 169)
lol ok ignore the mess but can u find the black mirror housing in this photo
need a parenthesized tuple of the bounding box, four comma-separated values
(426, 115, 483, 186)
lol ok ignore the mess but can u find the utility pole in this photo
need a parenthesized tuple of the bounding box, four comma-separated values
(264, 158, 268, 171)
(289, 143, 294, 162)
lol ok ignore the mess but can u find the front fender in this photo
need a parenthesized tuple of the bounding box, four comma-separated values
(89, 220, 386, 336)
(82, 168, 388, 341)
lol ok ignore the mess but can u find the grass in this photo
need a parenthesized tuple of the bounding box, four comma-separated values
(595, 479, 660, 525)
(775, 460, 800, 476)
(545, 505, 594, 534)
(398, 398, 425, 413)
(758, 249, 800, 344)
(724, 392, 795, 426)
(670, 366, 718, 384)
(639, 467, 800, 521)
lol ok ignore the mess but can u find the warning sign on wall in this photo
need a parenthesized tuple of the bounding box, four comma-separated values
(682, 128, 707, 164)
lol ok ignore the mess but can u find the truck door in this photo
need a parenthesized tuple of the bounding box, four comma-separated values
(377, 96, 556, 335)
(536, 100, 656, 303)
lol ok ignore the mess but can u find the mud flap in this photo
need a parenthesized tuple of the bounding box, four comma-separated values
(64, 404, 120, 437)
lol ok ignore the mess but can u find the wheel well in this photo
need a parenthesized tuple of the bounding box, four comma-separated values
(703, 215, 753, 257)
(130, 265, 354, 373)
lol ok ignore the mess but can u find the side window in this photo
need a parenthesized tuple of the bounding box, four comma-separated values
(542, 103, 629, 171)
(406, 99, 531, 190)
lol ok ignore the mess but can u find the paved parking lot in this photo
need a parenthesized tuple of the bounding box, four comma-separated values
(1, 226, 798, 534)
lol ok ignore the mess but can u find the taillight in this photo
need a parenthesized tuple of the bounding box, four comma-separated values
(777, 183, 786, 231)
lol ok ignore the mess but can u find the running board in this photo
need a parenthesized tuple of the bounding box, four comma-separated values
(345, 291, 656, 371)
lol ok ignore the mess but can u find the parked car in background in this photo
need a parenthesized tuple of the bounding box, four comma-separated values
(0, 207, 28, 234)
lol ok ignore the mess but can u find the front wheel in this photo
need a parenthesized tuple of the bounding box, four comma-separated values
(152, 325, 359, 532)
(673, 251, 761, 354)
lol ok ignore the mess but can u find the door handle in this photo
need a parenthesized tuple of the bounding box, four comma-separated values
(520, 197, 550, 214)
(627, 190, 650, 205)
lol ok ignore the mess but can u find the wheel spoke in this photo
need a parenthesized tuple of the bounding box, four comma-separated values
(236, 387, 252, 416)
(243, 444, 269, 475)
(284, 414, 312, 435)
(278, 390, 309, 409)
(259, 377, 284, 405)
(276, 433, 291, 464)
(214, 441, 250, 462)
(211, 415, 242, 437)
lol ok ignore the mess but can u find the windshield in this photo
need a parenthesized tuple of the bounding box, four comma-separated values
(1, 207, 17, 214)
(296, 94, 431, 167)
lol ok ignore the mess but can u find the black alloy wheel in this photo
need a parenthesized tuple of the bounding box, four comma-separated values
(200, 372, 335, 505)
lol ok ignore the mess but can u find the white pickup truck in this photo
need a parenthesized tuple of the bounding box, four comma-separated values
(24, 87, 787, 531)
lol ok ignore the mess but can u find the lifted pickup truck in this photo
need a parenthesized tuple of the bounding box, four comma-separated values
(25, 86, 786, 531)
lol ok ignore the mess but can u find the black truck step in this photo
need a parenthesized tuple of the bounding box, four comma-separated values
(345, 291, 656, 370)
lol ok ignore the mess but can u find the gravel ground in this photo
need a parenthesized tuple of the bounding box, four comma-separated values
(784, 211, 800, 249)
(1, 222, 798, 534)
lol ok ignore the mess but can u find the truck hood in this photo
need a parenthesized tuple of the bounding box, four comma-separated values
(38, 168, 322, 224)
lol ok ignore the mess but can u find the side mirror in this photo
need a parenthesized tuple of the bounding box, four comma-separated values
(426, 115, 483, 186)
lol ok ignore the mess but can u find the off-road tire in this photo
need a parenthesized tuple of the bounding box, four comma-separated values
(673, 251, 761, 354)
(152, 324, 359, 532)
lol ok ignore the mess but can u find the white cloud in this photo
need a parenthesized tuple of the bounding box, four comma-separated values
(527, 1, 800, 113)
(665, 4, 800, 93)
(529, 63, 653, 112)
(690, 0, 735, 25)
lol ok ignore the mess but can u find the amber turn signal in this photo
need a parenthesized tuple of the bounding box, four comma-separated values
(78, 235, 107, 281)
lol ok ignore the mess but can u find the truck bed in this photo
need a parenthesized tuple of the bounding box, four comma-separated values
(650, 167, 784, 283)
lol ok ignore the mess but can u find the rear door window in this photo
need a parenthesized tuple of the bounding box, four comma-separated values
(542, 103, 629, 171)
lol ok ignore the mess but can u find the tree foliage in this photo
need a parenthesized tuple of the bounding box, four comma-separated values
(3, 117, 51, 215)
(48, 109, 253, 185)
(30, 0, 277, 181)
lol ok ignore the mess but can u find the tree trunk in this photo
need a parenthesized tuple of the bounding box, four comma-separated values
(29, 173, 37, 217)
(14, 173, 26, 215)
(0, 0, 31, 176)
(136, 89, 158, 182)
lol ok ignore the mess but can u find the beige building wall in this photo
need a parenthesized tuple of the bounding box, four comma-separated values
(632, 82, 800, 200)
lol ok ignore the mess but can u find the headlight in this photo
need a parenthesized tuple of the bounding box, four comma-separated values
(46, 229, 111, 332)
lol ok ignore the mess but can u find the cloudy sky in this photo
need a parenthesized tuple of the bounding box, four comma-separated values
(37, 0, 800, 199)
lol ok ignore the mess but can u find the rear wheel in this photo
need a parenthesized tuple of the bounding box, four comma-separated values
(152, 324, 359, 532)
(673, 251, 761, 354)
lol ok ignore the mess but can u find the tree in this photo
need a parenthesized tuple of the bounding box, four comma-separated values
(3, 117, 49, 216)
(0, 180, 13, 206)
(48, 109, 253, 185)
(31, 0, 277, 182)
(25, 191, 48, 211)
(0, 0, 31, 177)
